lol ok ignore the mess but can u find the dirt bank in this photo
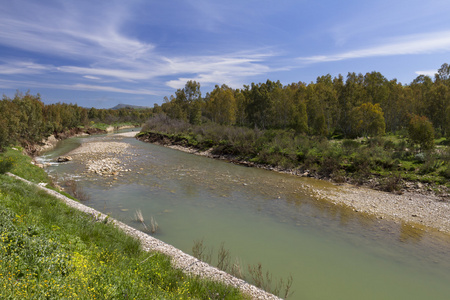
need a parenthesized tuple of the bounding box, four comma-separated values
(27, 127, 107, 156)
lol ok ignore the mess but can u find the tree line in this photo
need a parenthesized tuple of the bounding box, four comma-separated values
(157, 63, 450, 140)
(0, 92, 153, 151)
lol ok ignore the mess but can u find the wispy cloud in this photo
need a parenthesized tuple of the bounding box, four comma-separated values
(0, 1, 276, 93)
(163, 52, 274, 89)
(53, 52, 274, 88)
(0, 78, 160, 95)
(0, 61, 53, 75)
(415, 70, 437, 77)
(298, 31, 450, 63)
(83, 75, 101, 80)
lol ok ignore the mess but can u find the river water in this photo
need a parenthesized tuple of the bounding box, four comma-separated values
(38, 131, 450, 300)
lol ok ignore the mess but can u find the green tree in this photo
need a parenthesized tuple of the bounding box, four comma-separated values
(349, 102, 385, 137)
(207, 85, 237, 125)
(408, 115, 435, 151)
(286, 83, 308, 133)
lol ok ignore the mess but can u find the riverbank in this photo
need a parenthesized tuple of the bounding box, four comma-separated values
(135, 133, 450, 235)
(1, 172, 258, 299)
(4, 172, 279, 300)
(29, 127, 107, 156)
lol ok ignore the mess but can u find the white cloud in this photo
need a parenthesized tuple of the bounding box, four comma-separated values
(0, 4, 154, 63)
(0, 78, 160, 96)
(0, 61, 52, 75)
(415, 70, 437, 77)
(83, 75, 101, 80)
(0, 1, 277, 95)
(298, 31, 450, 63)
(71, 84, 158, 95)
(58, 66, 152, 81)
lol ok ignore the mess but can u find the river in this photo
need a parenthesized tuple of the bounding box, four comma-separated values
(38, 130, 450, 300)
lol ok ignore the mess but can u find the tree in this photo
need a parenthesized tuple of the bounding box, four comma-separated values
(207, 85, 237, 125)
(408, 115, 435, 151)
(349, 102, 385, 137)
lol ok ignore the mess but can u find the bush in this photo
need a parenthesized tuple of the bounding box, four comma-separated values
(0, 157, 14, 174)
(418, 153, 442, 175)
(383, 140, 396, 150)
(379, 174, 403, 193)
(318, 157, 341, 178)
(342, 139, 360, 155)
(408, 115, 435, 151)
(440, 165, 450, 179)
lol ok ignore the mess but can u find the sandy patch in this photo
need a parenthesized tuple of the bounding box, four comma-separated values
(114, 131, 138, 137)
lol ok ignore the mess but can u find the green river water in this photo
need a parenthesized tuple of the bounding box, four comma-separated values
(38, 131, 450, 300)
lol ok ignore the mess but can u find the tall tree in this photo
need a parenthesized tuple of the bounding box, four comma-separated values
(349, 102, 385, 137)
(207, 85, 237, 125)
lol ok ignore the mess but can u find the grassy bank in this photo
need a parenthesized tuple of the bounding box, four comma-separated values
(0, 149, 247, 299)
(139, 116, 450, 195)
(88, 122, 140, 131)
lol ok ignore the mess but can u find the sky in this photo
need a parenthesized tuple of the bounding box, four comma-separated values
(1, 0, 450, 108)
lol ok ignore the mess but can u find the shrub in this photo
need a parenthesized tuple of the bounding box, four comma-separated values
(408, 115, 435, 151)
(418, 154, 442, 175)
(440, 165, 450, 179)
(318, 157, 341, 178)
(383, 140, 396, 150)
(0, 157, 15, 174)
(379, 174, 403, 193)
(342, 139, 361, 151)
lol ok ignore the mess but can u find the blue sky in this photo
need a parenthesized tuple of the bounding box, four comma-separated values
(1, 0, 450, 108)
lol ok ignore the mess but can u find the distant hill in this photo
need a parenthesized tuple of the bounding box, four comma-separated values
(110, 103, 149, 110)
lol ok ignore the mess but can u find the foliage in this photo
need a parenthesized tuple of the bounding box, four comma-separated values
(158, 63, 450, 140)
(0, 156, 15, 174)
(349, 102, 386, 137)
(408, 115, 435, 150)
(0, 92, 153, 153)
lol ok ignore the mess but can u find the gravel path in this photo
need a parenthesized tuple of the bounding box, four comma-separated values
(7, 172, 281, 300)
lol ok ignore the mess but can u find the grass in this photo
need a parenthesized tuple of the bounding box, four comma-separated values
(0, 149, 248, 299)
(0, 147, 52, 184)
(89, 122, 138, 131)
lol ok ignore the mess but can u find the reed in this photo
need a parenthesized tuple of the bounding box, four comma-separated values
(150, 216, 158, 234)
(192, 239, 294, 298)
(134, 209, 148, 232)
(63, 178, 90, 201)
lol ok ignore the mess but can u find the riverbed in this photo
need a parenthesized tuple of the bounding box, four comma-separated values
(38, 131, 450, 300)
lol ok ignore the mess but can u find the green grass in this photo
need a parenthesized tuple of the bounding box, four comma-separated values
(0, 147, 51, 184)
(0, 149, 248, 300)
(89, 122, 138, 131)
